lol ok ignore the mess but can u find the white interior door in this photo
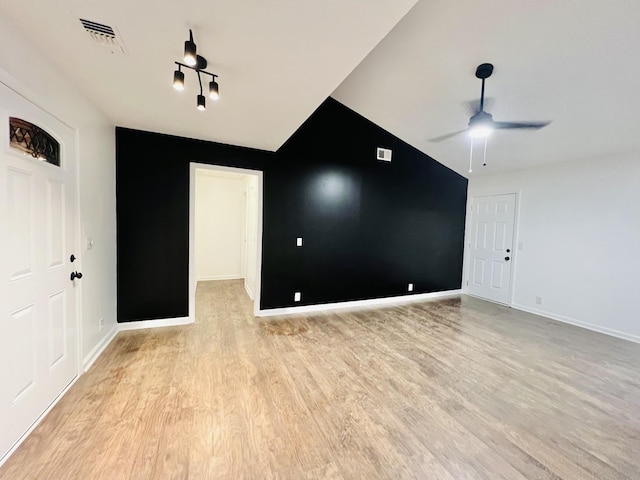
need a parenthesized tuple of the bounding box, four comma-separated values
(467, 193, 516, 304)
(0, 83, 78, 461)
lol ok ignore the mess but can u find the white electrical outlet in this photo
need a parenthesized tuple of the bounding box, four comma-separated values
(86, 237, 94, 251)
(296, 237, 303, 247)
(99, 317, 104, 332)
(294, 292, 301, 302)
(408, 283, 414, 292)
(535, 296, 543, 305)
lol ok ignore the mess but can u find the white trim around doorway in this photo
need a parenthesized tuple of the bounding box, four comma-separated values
(189, 163, 264, 320)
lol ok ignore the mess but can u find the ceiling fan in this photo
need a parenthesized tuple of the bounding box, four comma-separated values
(430, 63, 551, 142)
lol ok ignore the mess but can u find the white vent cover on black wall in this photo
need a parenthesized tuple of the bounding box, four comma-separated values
(377, 147, 392, 162)
(80, 18, 127, 54)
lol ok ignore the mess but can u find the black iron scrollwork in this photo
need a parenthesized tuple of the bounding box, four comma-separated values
(9, 117, 60, 166)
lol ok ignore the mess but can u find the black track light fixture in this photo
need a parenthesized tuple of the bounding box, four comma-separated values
(173, 29, 220, 110)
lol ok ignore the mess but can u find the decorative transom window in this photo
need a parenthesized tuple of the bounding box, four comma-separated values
(9, 117, 60, 166)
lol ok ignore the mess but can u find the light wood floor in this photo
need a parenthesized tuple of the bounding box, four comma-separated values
(1, 280, 640, 479)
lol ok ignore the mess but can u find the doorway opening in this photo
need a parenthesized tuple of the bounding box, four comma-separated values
(189, 163, 263, 319)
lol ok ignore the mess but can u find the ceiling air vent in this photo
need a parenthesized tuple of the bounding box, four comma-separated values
(376, 147, 392, 162)
(80, 18, 126, 54)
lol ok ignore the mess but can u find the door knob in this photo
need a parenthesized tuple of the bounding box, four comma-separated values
(70, 271, 83, 281)
(506, 249, 511, 253)
(504, 256, 510, 261)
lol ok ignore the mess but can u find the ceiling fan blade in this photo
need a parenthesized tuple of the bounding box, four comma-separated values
(429, 129, 468, 142)
(493, 120, 551, 130)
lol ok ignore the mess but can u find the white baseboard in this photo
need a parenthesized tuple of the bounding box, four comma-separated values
(512, 303, 640, 344)
(197, 274, 243, 282)
(118, 316, 193, 331)
(83, 325, 118, 372)
(244, 281, 254, 300)
(256, 290, 462, 317)
(86, 317, 194, 367)
(0, 372, 80, 469)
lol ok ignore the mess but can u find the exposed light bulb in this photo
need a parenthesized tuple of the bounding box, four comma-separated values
(184, 52, 197, 67)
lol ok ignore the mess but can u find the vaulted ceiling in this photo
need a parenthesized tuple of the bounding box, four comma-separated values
(2, 0, 639, 178)
(333, 0, 640, 176)
(0, 0, 417, 151)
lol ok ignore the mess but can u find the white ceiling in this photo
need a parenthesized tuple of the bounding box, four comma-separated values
(334, 0, 640, 177)
(3, 0, 640, 178)
(0, 0, 417, 151)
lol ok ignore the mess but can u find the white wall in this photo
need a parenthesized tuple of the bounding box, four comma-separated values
(195, 171, 246, 281)
(0, 16, 117, 366)
(465, 153, 640, 342)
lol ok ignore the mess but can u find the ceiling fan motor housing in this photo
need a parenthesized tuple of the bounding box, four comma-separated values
(469, 110, 493, 128)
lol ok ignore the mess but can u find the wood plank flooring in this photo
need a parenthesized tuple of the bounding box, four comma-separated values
(1, 279, 640, 479)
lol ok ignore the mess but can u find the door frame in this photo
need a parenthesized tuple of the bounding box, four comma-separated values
(0, 75, 82, 464)
(188, 162, 264, 318)
(463, 190, 521, 306)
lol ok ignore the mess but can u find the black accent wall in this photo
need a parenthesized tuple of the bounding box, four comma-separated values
(116, 98, 467, 321)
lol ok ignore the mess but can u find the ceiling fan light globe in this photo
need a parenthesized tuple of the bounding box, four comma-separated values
(469, 126, 493, 138)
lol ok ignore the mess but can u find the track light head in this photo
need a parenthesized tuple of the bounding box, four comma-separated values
(197, 94, 206, 111)
(209, 79, 219, 100)
(184, 30, 197, 67)
(173, 69, 185, 91)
